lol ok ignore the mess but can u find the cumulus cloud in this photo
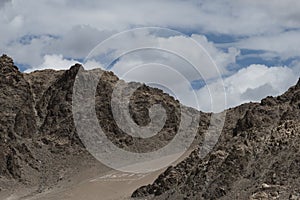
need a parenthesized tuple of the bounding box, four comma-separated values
(46, 26, 114, 59)
(235, 30, 300, 60)
(88, 30, 239, 80)
(24, 54, 104, 73)
(191, 35, 240, 73)
(25, 54, 80, 72)
(2, 0, 300, 68)
(2, 0, 300, 112)
(195, 64, 299, 111)
(3, 26, 113, 67)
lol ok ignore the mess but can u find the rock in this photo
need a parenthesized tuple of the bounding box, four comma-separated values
(261, 183, 271, 189)
(250, 191, 269, 200)
(290, 194, 300, 200)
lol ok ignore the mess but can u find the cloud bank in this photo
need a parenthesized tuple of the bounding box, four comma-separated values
(1, 0, 300, 111)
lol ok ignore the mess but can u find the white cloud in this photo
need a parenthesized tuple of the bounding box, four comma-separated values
(1, 0, 300, 43)
(90, 31, 239, 81)
(3, 26, 113, 67)
(1, 0, 300, 112)
(46, 26, 114, 58)
(25, 54, 104, 72)
(236, 30, 300, 59)
(196, 64, 299, 111)
(191, 35, 240, 73)
(1, 0, 300, 68)
(25, 54, 79, 72)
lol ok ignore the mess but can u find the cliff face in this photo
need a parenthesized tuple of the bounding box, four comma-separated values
(132, 79, 300, 199)
(0, 55, 38, 180)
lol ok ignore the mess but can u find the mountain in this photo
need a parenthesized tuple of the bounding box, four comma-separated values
(132, 78, 300, 199)
(0, 54, 299, 199)
(0, 55, 208, 196)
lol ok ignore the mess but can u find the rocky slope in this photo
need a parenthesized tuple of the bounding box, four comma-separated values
(0, 54, 209, 194)
(0, 55, 96, 193)
(132, 79, 300, 199)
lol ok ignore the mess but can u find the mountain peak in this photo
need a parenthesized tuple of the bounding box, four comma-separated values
(70, 63, 83, 72)
(0, 54, 19, 73)
(0, 54, 14, 63)
(64, 63, 83, 78)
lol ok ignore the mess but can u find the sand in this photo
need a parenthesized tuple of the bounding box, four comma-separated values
(1, 151, 192, 200)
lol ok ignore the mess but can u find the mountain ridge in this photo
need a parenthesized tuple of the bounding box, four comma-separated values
(0, 54, 299, 199)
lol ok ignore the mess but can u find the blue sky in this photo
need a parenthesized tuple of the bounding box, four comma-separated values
(1, 0, 300, 111)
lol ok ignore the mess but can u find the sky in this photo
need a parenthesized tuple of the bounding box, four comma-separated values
(1, 0, 300, 112)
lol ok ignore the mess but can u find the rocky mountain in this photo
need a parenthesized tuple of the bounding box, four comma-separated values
(0, 54, 208, 194)
(132, 78, 300, 199)
(0, 54, 299, 199)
